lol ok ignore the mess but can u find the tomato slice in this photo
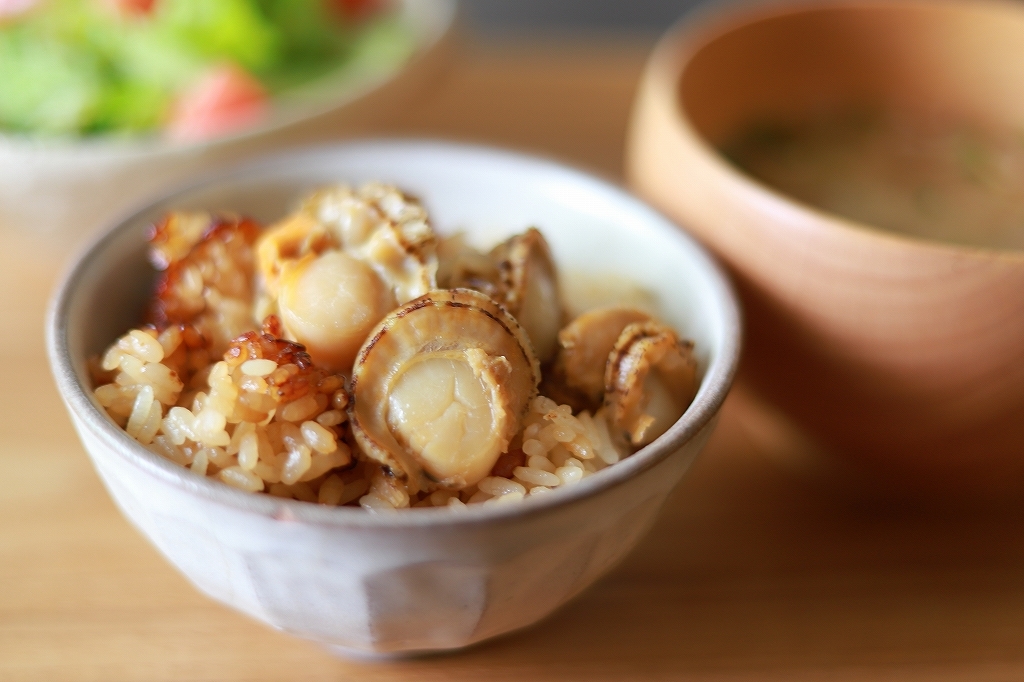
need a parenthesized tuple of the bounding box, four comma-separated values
(116, 0, 156, 16)
(0, 0, 38, 20)
(166, 65, 268, 142)
(328, 0, 384, 22)
(95, 0, 157, 17)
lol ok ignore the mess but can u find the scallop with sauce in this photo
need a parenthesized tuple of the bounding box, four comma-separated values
(349, 288, 540, 493)
(549, 307, 653, 410)
(276, 251, 397, 373)
(604, 320, 697, 447)
(301, 182, 438, 303)
(441, 228, 564, 363)
(549, 306, 698, 447)
(256, 183, 438, 372)
(436, 233, 501, 299)
(489, 228, 564, 363)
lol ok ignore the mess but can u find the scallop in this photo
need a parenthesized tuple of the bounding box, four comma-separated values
(277, 251, 397, 372)
(604, 321, 698, 448)
(436, 233, 501, 298)
(349, 288, 540, 493)
(255, 183, 438, 372)
(550, 307, 653, 410)
(255, 211, 337, 300)
(301, 182, 438, 303)
(437, 228, 564, 362)
(489, 228, 564, 363)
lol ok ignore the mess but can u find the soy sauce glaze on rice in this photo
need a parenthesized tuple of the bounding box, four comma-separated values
(91, 183, 699, 511)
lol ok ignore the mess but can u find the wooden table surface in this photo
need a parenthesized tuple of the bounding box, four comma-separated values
(4, 38, 1024, 681)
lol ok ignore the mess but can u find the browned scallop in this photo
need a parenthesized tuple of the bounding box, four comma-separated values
(604, 320, 698, 448)
(436, 233, 502, 298)
(549, 307, 653, 411)
(438, 229, 564, 363)
(147, 212, 261, 355)
(349, 288, 540, 493)
(489, 228, 564, 363)
(256, 183, 437, 372)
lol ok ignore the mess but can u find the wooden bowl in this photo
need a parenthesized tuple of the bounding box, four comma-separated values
(626, 0, 1024, 498)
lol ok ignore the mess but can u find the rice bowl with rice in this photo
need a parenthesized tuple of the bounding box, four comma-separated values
(48, 141, 740, 654)
(90, 181, 701, 512)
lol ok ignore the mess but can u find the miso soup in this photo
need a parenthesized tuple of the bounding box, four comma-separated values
(722, 110, 1024, 249)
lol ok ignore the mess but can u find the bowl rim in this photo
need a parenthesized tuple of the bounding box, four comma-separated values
(646, 0, 1024, 261)
(0, 0, 457, 159)
(46, 139, 742, 529)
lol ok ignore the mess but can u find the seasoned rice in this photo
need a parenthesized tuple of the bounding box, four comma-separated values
(90, 196, 658, 512)
(94, 324, 625, 510)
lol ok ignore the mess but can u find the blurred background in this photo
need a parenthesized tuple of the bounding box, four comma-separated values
(372, 0, 721, 179)
(464, 0, 705, 34)
(7, 1, 1024, 680)
(0, 0, 715, 237)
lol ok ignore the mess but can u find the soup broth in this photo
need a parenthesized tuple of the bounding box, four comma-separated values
(722, 110, 1024, 249)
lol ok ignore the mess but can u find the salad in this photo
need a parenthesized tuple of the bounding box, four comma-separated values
(0, 0, 413, 140)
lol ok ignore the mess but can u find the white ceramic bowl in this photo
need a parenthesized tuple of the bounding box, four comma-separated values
(47, 141, 740, 657)
(0, 0, 455, 241)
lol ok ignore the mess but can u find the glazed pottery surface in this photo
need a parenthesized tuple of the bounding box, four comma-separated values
(48, 141, 740, 656)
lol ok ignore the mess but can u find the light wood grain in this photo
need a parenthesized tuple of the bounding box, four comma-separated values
(3, 38, 1024, 682)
